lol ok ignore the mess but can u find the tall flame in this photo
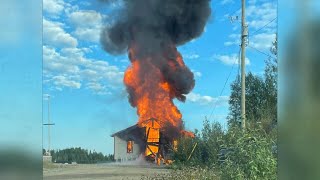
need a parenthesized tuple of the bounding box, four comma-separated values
(99, 0, 210, 162)
(124, 44, 190, 129)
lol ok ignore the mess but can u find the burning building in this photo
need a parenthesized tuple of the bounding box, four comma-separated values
(111, 118, 192, 164)
(102, 0, 211, 164)
(111, 124, 144, 162)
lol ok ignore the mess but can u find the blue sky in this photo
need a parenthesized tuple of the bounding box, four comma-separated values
(42, 0, 277, 154)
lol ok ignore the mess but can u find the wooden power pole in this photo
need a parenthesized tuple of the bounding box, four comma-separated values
(241, 0, 248, 130)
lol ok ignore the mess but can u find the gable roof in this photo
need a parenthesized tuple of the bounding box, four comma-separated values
(110, 124, 140, 137)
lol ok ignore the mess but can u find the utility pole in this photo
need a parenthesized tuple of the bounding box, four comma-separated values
(43, 95, 55, 156)
(47, 95, 50, 155)
(241, 0, 248, 130)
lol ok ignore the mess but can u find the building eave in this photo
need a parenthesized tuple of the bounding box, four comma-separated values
(110, 124, 139, 137)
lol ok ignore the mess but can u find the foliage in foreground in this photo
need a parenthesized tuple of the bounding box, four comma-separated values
(164, 37, 278, 179)
(169, 123, 276, 180)
(220, 127, 277, 180)
(141, 166, 220, 180)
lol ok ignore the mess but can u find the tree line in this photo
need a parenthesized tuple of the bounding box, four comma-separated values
(43, 147, 114, 164)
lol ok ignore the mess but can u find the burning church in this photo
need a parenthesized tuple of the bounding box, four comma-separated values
(101, 0, 211, 164)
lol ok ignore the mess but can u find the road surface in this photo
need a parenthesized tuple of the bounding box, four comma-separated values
(43, 163, 170, 180)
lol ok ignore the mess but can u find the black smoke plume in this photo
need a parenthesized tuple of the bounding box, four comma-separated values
(100, 0, 211, 103)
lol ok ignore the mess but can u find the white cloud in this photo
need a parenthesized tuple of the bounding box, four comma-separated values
(74, 28, 100, 42)
(248, 0, 257, 4)
(250, 33, 276, 51)
(246, 3, 277, 30)
(87, 82, 103, 91)
(43, 0, 65, 15)
(191, 70, 202, 78)
(43, 46, 123, 94)
(232, 25, 239, 31)
(225, 2, 277, 50)
(224, 33, 241, 46)
(187, 92, 229, 106)
(86, 82, 111, 95)
(52, 75, 81, 89)
(68, 10, 103, 27)
(184, 53, 200, 60)
(246, 2, 277, 38)
(68, 10, 104, 43)
(224, 32, 276, 51)
(221, 0, 234, 5)
(214, 54, 250, 66)
(224, 41, 237, 46)
(229, 33, 239, 39)
(43, 18, 78, 48)
(43, 46, 80, 74)
(42, 2, 125, 95)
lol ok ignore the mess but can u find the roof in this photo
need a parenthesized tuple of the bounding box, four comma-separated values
(110, 124, 140, 137)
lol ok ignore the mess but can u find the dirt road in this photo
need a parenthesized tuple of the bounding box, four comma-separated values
(43, 163, 170, 180)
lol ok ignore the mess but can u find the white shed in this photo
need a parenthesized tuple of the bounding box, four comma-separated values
(111, 124, 145, 162)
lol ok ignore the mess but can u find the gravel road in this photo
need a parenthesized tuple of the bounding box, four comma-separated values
(43, 163, 170, 180)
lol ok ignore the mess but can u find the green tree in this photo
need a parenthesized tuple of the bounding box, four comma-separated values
(227, 36, 278, 131)
(227, 73, 266, 127)
(51, 147, 114, 164)
(263, 37, 278, 127)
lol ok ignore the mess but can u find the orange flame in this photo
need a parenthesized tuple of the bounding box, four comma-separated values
(181, 130, 195, 138)
(145, 127, 160, 156)
(127, 140, 133, 153)
(124, 47, 183, 129)
(124, 44, 194, 158)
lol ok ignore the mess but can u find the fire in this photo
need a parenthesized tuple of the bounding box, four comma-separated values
(181, 130, 195, 138)
(124, 43, 195, 161)
(144, 120, 160, 156)
(99, 0, 210, 165)
(173, 140, 178, 151)
(127, 140, 133, 153)
(124, 45, 185, 129)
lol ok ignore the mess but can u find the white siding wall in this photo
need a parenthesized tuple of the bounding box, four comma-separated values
(114, 136, 141, 161)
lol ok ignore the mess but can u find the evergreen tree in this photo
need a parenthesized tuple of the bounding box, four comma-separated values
(51, 147, 114, 164)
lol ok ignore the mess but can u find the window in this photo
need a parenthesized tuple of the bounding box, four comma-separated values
(127, 140, 133, 153)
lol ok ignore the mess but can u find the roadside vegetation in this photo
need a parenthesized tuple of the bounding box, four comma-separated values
(149, 38, 278, 180)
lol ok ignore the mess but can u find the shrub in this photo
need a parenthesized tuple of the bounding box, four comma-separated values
(141, 166, 221, 180)
(220, 127, 277, 180)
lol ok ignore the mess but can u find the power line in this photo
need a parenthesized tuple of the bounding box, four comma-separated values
(207, 47, 241, 122)
(206, 3, 244, 122)
(250, 17, 277, 36)
(229, 7, 241, 16)
(248, 45, 276, 60)
(227, 7, 241, 23)
(211, 0, 241, 23)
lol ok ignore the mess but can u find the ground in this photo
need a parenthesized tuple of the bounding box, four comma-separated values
(43, 163, 170, 180)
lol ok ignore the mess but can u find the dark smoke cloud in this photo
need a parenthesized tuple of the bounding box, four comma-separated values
(100, 0, 211, 54)
(100, 0, 211, 103)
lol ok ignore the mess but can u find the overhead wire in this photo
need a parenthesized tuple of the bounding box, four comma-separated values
(207, 47, 241, 122)
(248, 45, 277, 60)
(250, 17, 277, 36)
(207, 1, 278, 125)
(205, 2, 245, 122)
